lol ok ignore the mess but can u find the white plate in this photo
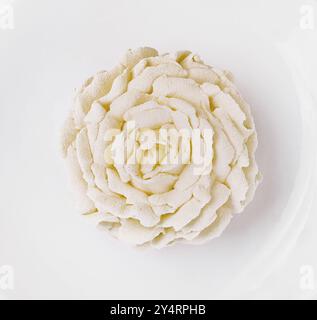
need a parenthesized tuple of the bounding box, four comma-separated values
(0, 0, 316, 299)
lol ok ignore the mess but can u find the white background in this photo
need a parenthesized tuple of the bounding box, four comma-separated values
(0, 0, 316, 299)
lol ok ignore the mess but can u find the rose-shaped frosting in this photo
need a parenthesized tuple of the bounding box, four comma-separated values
(61, 47, 261, 248)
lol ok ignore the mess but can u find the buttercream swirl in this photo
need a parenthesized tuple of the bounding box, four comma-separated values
(61, 47, 261, 248)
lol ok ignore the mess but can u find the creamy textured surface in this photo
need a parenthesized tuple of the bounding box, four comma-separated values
(61, 47, 261, 248)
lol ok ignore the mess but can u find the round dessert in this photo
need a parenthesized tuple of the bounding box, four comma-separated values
(61, 47, 262, 248)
